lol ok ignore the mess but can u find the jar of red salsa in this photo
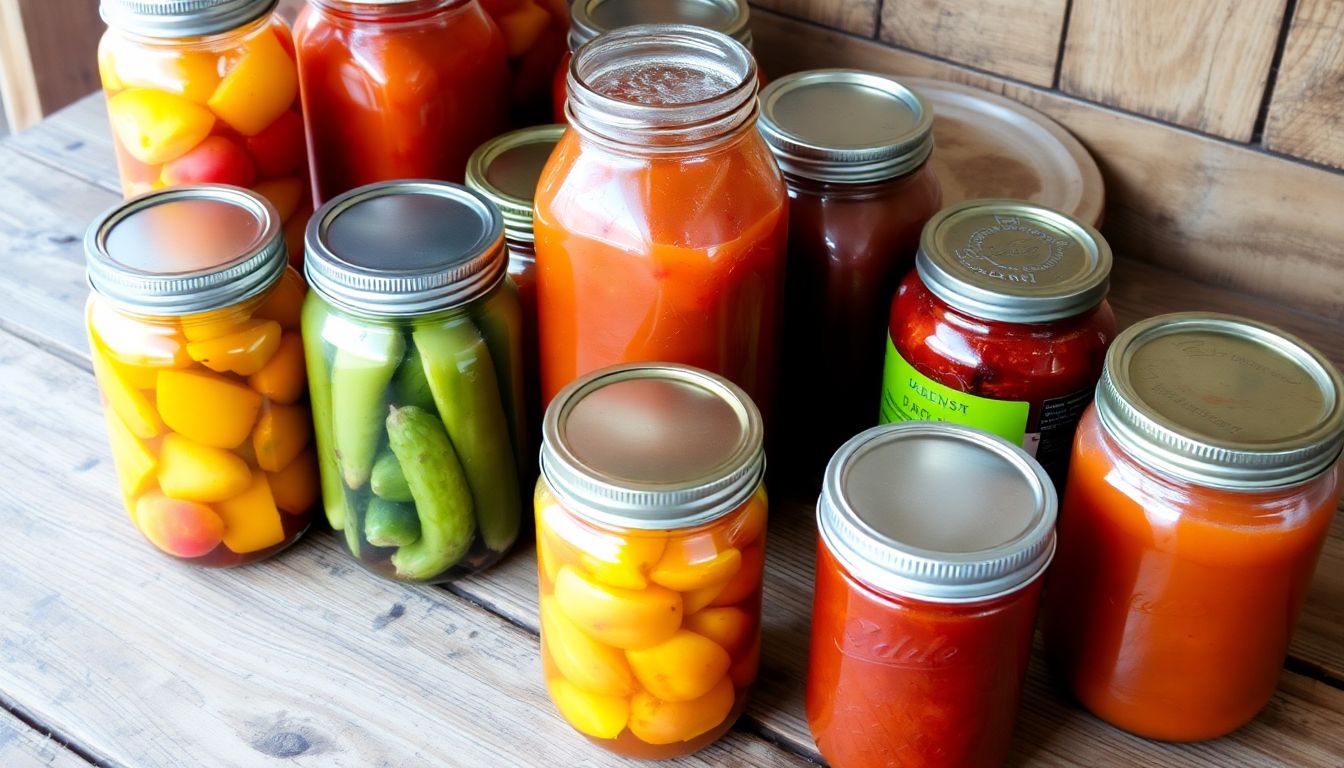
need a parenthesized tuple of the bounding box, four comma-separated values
(551, 0, 755, 122)
(293, 0, 510, 205)
(880, 200, 1115, 487)
(534, 24, 788, 419)
(1045, 313, 1344, 741)
(759, 70, 942, 482)
(809, 422, 1057, 768)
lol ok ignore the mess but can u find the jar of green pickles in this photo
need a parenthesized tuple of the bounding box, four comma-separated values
(302, 180, 526, 582)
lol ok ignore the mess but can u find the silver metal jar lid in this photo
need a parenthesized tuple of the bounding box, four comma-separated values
(1096, 312, 1344, 490)
(465, 125, 564, 245)
(304, 181, 507, 318)
(569, 0, 753, 51)
(540, 363, 766, 531)
(818, 423, 1057, 603)
(85, 185, 285, 316)
(100, 0, 277, 38)
(758, 70, 935, 184)
(916, 199, 1112, 323)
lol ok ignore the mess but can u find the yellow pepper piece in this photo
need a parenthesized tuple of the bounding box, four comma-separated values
(104, 409, 158, 500)
(253, 271, 305, 330)
(537, 503, 583, 586)
(268, 447, 319, 515)
(725, 489, 767, 548)
(215, 473, 286, 554)
(98, 39, 125, 92)
(649, 536, 742, 592)
(554, 565, 682, 650)
(580, 534, 667, 590)
(107, 87, 215, 165)
(546, 677, 629, 741)
(681, 583, 725, 615)
(186, 319, 282, 376)
(157, 432, 253, 502)
(157, 368, 263, 449)
(181, 311, 250, 343)
(540, 596, 637, 697)
(207, 31, 297, 135)
(92, 348, 164, 439)
(95, 345, 159, 390)
(710, 543, 764, 607)
(247, 332, 307, 404)
(684, 607, 754, 656)
(626, 630, 731, 703)
(628, 677, 735, 746)
(252, 402, 312, 472)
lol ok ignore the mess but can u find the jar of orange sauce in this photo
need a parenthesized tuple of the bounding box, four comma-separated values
(1044, 312, 1344, 741)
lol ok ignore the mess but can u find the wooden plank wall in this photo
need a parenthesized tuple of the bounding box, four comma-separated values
(751, 0, 1344, 323)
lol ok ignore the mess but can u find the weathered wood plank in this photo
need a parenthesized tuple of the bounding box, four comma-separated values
(0, 330, 809, 768)
(1060, 0, 1288, 141)
(747, 0, 878, 37)
(1264, 0, 1344, 170)
(0, 0, 42, 132)
(0, 708, 90, 768)
(750, 9, 1344, 327)
(17, 0, 102, 118)
(880, 0, 1068, 87)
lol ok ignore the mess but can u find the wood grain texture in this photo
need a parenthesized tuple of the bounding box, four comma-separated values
(1060, 0, 1288, 141)
(748, 0, 878, 37)
(0, 708, 89, 768)
(1264, 0, 1344, 170)
(880, 0, 1068, 86)
(17, 0, 102, 116)
(749, 10, 1344, 326)
(0, 0, 41, 132)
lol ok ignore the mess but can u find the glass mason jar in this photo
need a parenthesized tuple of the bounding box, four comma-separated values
(809, 422, 1057, 768)
(880, 200, 1116, 488)
(98, 0, 312, 262)
(535, 25, 788, 420)
(302, 181, 526, 583)
(85, 186, 316, 566)
(759, 70, 943, 484)
(551, 0, 755, 122)
(293, 0, 511, 205)
(536, 363, 767, 758)
(1044, 313, 1344, 742)
(466, 124, 564, 470)
(476, 0, 569, 124)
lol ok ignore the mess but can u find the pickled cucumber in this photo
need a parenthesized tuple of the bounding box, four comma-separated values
(364, 496, 421, 548)
(413, 319, 521, 553)
(391, 345, 436, 410)
(300, 295, 348, 531)
(370, 451, 414, 502)
(475, 283, 528, 475)
(331, 327, 404, 488)
(385, 405, 476, 580)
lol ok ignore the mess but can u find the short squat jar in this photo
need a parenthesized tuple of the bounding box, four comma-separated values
(1044, 313, 1344, 741)
(759, 70, 942, 480)
(86, 186, 316, 565)
(536, 363, 767, 758)
(880, 200, 1116, 487)
(303, 181, 526, 583)
(808, 423, 1057, 768)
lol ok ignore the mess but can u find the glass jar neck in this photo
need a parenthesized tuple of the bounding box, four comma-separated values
(109, 12, 272, 47)
(309, 0, 464, 21)
(783, 162, 932, 199)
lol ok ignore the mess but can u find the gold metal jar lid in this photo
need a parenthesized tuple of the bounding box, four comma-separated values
(916, 199, 1112, 323)
(466, 125, 564, 245)
(569, 0, 753, 51)
(1096, 312, 1344, 489)
(540, 363, 765, 530)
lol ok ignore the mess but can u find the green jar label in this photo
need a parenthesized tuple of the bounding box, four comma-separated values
(879, 336, 1030, 446)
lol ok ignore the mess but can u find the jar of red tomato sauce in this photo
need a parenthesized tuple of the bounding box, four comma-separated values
(534, 24, 788, 419)
(1044, 313, 1344, 741)
(293, 0, 511, 205)
(809, 422, 1057, 768)
(880, 200, 1115, 487)
(759, 70, 942, 482)
(551, 0, 755, 122)
(467, 124, 563, 469)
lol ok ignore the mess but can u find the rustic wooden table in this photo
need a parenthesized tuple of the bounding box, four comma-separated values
(1, 94, 1342, 768)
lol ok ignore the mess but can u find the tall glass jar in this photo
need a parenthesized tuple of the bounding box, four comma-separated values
(302, 181, 525, 583)
(535, 25, 788, 419)
(536, 363, 767, 758)
(467, 124, 563, 470)
(85, 186, 316, 566)
(293, 0, 510, 205)
(98, 0, 311, 262)
(759, 70, 942, 484)
(1045, 313, 1344, 741)
(809, 423, 1056, 768)
(551, 0, 755, 122)
(880, 200, 1116, 488)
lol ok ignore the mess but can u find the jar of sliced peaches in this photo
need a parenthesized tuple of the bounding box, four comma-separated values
(85, 185, 315, 566)
(535, 363, 767, 758)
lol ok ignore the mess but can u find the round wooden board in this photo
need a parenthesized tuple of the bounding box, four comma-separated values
(901, 77, 1106, 226)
